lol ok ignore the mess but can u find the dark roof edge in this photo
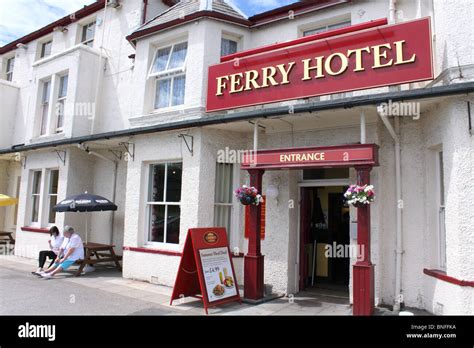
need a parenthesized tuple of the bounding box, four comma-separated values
(127, 0, 348, 44)
(1, 82, 473, 156)
(0, 0, 106, 55)
(127, 10, 251, 44)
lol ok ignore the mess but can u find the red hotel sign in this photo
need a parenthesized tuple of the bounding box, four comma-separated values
(241, 144, 379, 170)
(207, 18, 433, 112)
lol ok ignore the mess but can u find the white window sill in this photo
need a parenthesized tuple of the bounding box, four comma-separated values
(30, 133, 66, 144)
(143, 242, 181, 252)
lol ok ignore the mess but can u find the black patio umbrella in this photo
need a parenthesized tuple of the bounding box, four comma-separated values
(54, 192, 117, 242)
(54, 192, 117, 212)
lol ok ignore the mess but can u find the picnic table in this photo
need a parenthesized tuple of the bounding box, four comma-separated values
(0, 231, 15, 250)
(75, 242, 122, 276)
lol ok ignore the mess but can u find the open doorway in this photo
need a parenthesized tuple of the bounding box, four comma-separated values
(299, 184, 350, 297)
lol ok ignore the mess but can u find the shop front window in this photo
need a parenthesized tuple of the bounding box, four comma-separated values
(147, 162, 182, 244)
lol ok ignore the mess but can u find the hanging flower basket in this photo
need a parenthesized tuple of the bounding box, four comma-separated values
(344, 184, 375, 208)
(234, 185, 264, 206)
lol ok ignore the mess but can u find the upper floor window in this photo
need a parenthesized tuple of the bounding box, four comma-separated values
(303, 20, 351, 36)
(81, 21, 96, 47)
(55, 75, 68, 133)
(5, 56, 14, 81)
(40, 80, 51, 136)
(149, 42, 188, 109)
(147, 162, 182, 244)
(37, 72, 68, 137)
(40, 40, 52, 58)
(221, 38, 238, 57)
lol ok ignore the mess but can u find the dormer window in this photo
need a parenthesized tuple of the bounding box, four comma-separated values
(149, 41, 188, 109)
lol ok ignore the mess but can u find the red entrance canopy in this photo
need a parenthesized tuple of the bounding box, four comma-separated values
(241, 143, 379, 170)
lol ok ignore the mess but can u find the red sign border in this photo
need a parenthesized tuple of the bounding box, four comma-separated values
(206, 17, 434, 113)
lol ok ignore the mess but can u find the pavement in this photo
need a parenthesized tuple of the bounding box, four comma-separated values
(0, 255, 430, 316)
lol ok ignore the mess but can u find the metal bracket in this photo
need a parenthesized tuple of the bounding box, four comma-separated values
(118, 142, 135, 162)
(54, 150, 67, 166)
(248, 120, 266, 130)
(109, 149, 123, 161)
(178, 134, 193, 156)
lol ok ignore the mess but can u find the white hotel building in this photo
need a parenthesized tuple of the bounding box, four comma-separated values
(0, 0, 473, 315)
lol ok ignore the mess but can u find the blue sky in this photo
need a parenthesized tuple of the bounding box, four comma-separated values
(0, 0, 297, 47)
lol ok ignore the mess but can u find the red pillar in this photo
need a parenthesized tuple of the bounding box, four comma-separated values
(244, 169, 265, 300)
(353, 165, 375, 316)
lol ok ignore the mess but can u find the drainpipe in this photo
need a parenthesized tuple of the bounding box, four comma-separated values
(78, 145, 118, 245)
(377, 106, 403, 312)
(389, 0, 397, 23)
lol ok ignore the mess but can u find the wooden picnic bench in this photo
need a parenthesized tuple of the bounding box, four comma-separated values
(74, 242, 122, 276)
(0, 231, 15, 251)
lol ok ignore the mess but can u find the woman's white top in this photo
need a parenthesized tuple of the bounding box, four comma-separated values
(50, 235, 64, 255)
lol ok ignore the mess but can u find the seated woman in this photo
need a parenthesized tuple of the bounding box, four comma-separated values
(32, 226, 64, 275)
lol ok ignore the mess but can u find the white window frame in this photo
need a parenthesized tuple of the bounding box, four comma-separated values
(5, 56, 14, 81)
(47, 169, 59, 225)
(148, 41, 188, 110)
(40, 40, 53, 59)
(214, 162, 233, 236)
(145, 161, 182, 246)
(213, 163, 241, 248)
(28, 169, 59, 227)
(55, 74, 68, 133)
(81, 21, 96, 47)
(148, 40, 188, 79)
(220, 35, 239, 57)
(437, 150, 446, 270)
(29, 170, 43, 226)
(302, 20, 352, 37)
(40, 79, 52, 136)
(154, 74, 186, 109)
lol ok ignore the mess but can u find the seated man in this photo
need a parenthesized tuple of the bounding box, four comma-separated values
(40, 226, 84, 279)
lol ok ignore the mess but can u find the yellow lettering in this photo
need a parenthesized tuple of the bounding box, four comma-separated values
(229, 73, 244, 94)
(216, 76, 229, 96)
(276, 62, 296, 84)
(394, 40, 416, 65)
(244, 70, 260, 91)
(372, 43, 393, 69)
(325, 52, 349, 76)
(261, 66, 279, 88)
(347, 46, 370, 72)
(302, 56, 324, 80)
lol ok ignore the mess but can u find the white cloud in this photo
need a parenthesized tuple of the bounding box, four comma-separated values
(0, 0, 95, 46)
